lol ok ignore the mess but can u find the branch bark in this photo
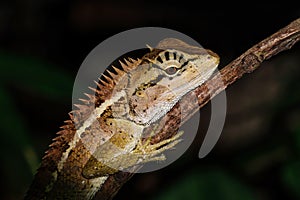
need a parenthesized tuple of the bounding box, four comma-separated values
(95, 18, 300, 200)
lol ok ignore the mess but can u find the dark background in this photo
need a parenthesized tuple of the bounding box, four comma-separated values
(0, 1, 299, 199)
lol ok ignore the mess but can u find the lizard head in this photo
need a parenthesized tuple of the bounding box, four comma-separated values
(128, 38, 220, 125)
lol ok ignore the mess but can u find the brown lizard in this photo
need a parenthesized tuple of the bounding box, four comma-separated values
(24, 38, 219, 199)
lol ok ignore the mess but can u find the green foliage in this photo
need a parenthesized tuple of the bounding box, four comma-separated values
(294, 127, 300, 153)
(281, 127, 300, 199)
(0, 52, 73, 100)
(0, 52, 73, 198)
(155, 168, 254, 200)
(281, 161, 300, 198)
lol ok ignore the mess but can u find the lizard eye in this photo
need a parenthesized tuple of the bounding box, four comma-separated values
(165, 66, 178, 75)
(136, 91, 145, 97)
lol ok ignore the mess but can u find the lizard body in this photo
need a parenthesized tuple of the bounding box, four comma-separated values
(25, 38, 219, 199)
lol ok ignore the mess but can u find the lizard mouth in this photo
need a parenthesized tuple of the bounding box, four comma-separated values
(138, 68, 217, 126)
(171, 67, 217, 97)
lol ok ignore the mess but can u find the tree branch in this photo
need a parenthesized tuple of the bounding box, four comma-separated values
(95, 17, 300, 200)
(193, 17, 300, 113)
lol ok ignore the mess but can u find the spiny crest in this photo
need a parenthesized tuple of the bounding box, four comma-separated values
(76, 93, 97, 105)
(78, 98, 89, 104)
(119, 57, 141, 72)
(74, 103, 90, 111)
(101, 73, 115, 86)
(43, 123, 75, 161)
(42, 57, 143, 166)
(146, 44, 153, 51)
(111, 65, 124, 75)
(106, 69, 118, 80)
(69, 57, 142, 124)
(98, 78, 109, 87)
(89, 56, 142, 99)
(42, 50, 150, 168)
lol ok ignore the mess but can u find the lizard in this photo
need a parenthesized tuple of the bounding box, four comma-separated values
(24, 38, 220, 200)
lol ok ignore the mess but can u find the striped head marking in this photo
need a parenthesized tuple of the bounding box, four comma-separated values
(128, 38, 220, 125)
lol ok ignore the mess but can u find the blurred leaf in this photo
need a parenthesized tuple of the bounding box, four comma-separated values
(0, 52, 74, 198)
(0, 86, 37, 195)
(294, 127, 300, 153)
(154, 168, 254, 200)
(281, 161, 300, 198)
(280, 127, 300, 198)
(0, 52, 73, 100)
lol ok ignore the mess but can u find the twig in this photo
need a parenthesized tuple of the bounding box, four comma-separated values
(95, 18, 300, 200)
